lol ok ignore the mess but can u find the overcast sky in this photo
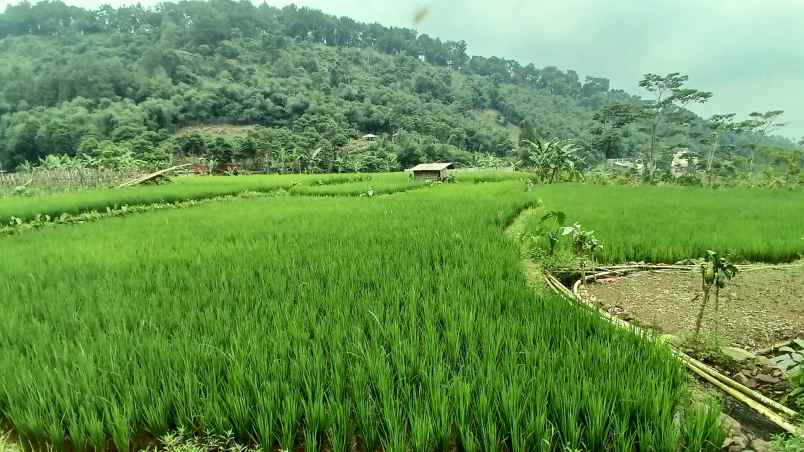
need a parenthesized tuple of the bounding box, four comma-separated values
(3, 0, 802, 139)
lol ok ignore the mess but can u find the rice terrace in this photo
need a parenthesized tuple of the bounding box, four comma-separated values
(2, 1, 804, 451)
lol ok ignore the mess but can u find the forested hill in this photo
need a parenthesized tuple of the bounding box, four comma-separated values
(0, 1, 793, 173)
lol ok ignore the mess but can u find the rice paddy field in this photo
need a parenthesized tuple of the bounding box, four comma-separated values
(0, 173, 367, 224)
(528, 183, 804, 264)
(0, 177, 731, 451)
(0, 172, 525, 225)
(289, 172, 425, 196)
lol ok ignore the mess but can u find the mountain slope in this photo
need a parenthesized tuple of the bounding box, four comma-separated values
(1, 0, 790, 173)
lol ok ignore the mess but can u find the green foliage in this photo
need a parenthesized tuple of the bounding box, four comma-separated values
(638, 72, 713, 181)
(522, 209, 579, 272)
(693, 250, 738, 340)
(700, 250, 738, 289)
(772, 429, 804, 452)
(144, 428, 255, 452)
(537, 210, 566, 255)
(787, 370, 804, 412)
(0, 3, 796, 177)
(560, 222, 602, 257)
(522, 138, 584, 183)
(0, 0, 603, 172)
(0, 180, 717, 451)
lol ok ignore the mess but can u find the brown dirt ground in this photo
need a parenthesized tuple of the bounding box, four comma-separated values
(585, 264, 804, 351)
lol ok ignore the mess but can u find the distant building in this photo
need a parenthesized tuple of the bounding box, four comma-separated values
(606, 158, 644, 173)
(409, 162, 454, 181)
(362, 133, 378, 141)
(671, 149, 698, 177)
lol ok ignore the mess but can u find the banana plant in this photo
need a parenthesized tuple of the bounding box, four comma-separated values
(522, 138, 585, 184)
(693, 250, 738, 340)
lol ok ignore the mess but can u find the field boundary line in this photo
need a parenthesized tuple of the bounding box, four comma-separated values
(0, 191, 273, 238)
(0, 179, 460, 238)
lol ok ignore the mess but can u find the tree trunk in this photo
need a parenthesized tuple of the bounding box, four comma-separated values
(647, 121, 658, 182)
(713, 285, 721, 337)
(707, 137, 717, 185)
(694, 286, 711, 340)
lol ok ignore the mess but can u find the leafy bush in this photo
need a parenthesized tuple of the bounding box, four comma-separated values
(787, 370, 804, 412)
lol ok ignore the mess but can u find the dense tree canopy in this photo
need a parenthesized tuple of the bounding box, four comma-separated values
(0, 0, 797, 174)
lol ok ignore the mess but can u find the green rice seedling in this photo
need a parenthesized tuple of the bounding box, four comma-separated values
(452, 170, 523, 184)
(408, 405, 434, 452)
(530, 183, 804, 263)
(289, 172, 427, 197)
(475, 390, 501, 452)
(582, 386, 611, 451)
(552, 383, 583, 450)
(424, 371, 452, 450)
(681, 401, 725, 452)
(279, 393, 299, 451)
(105, 396, 134, 452)
(0, 181, 724, 451)
(325, 400, 350, 452)
(253, 390, 277, 452)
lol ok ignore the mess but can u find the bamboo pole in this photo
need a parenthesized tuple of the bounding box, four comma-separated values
(553, 270, 800, 435)
(683, 357, 799, 434)
(678, 352, 798, 419)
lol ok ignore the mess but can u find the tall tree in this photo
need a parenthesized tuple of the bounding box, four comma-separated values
(591, 103, 639, 159)
(702, 113, 737, 177)
(638, 73, 712, 180)
(739, 110, 786, 172)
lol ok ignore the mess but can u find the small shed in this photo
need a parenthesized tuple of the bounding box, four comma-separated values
(409, 162, 454, 181)
(362, 133, 378, 141)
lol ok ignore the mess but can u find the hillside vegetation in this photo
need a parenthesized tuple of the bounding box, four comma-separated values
(1, 0, 797, 177)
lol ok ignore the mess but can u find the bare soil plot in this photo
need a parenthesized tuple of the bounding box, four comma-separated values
(585, 264, 804, 351)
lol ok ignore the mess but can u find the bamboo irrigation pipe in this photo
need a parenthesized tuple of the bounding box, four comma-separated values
(682, 357, 799, 435)
(554, 270, 800, 436)
(572, 271, 798, 419)
(678, 353, 798, 419)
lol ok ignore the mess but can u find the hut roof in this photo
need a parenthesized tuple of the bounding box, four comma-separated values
(409, 163, 454, 171)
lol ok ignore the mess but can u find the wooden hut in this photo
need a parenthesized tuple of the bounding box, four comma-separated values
(409, 162, 454, 181)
